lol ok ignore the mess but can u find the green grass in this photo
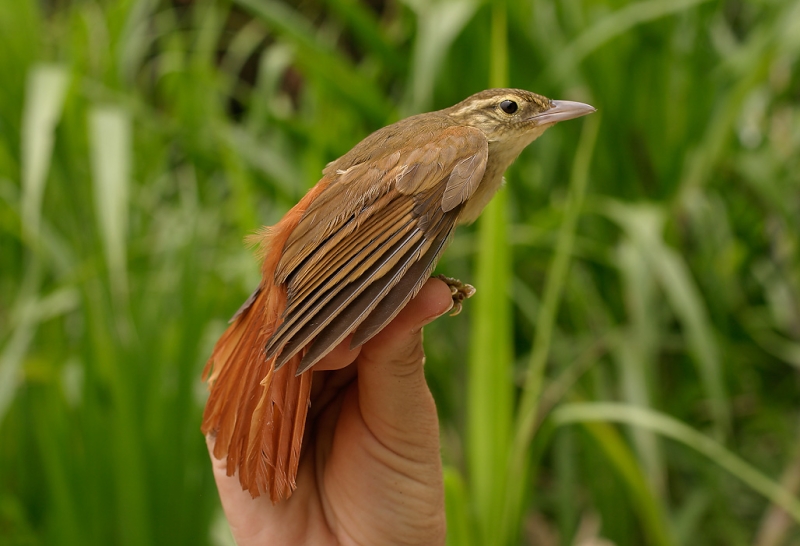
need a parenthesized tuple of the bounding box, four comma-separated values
(2, 0, 800, 544)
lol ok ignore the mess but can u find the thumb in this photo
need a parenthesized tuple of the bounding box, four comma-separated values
(355, 277, 453, 446)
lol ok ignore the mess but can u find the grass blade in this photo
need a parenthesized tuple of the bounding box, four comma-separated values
(579, 419, 675, 546)
(89, 106, 131, 303)
(604, 203, 730, 438)
(466, 2, 512, 542)
(21, 64, 69, 244)
(404, 0, 479, 113)
(615, 241, 665, 493)
(553, 402, 800, 525)
(547, 0, 712, 83)
(444, 466, 473, 546)
(0, 304, 36, 424)
(467, 189, 513, 542)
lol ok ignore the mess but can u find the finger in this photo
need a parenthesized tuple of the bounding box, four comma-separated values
(355, 277, 453, 444)
(326, 277, 450, 539)
(312, 334, 362, 371)
(310, 277, 450, 424)
(309, 275, 449, 408)
(205, 434, 276, 540)
(206, 434, 331, 544)
(309, 335, 361, 418)
(310, 274, 451, 373)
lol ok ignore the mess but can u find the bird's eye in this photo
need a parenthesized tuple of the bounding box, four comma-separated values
(499, 100, 518, 114)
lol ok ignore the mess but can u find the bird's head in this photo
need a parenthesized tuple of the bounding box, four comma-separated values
(445, 88, 595, 148)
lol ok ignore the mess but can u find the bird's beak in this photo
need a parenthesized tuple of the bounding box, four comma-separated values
(531, 100, 596, 125)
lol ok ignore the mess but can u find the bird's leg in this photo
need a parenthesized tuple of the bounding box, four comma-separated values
(434, 274, 476, 316)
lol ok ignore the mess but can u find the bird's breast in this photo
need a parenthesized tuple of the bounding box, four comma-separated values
(456, 140, 519, 224)
(457, 127, 550, 224)
(457, 168, 505, 224)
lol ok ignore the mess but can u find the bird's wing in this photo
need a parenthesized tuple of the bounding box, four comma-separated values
(266, 124, 488, 373)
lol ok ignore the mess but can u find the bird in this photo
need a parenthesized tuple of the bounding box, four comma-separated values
(201, 88, 595, 502)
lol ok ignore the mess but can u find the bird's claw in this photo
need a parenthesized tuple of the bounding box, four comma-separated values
(435, 274, 476, 316)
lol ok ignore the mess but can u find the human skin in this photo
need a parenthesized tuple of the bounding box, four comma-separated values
(206, 277, 453, 545)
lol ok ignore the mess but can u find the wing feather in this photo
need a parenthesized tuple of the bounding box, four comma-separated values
(442, 138, 488, 212)
(272, 225, 426, 368)
(351, 217, 455, 348)
(266, 217, 421, 364)
(295, 186, 459, 372)
(286, 194, 414, 303)
(266, 123, 488, 373)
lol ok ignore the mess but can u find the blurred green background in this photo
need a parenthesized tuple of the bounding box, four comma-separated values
(2, 0, 800, 544)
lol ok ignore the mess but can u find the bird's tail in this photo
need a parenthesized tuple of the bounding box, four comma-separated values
(201, 284, 312, 501)
(201, 183, 328, 502)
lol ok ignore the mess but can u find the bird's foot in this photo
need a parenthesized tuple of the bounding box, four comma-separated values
(435, 274, 476, 316)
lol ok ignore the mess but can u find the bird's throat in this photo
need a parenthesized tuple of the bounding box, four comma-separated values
(458, 126, 548, 224)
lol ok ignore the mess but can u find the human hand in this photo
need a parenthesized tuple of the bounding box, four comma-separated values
(206, 277, 454, 545)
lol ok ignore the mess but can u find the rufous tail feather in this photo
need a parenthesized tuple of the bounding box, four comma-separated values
(201, 183, 327, 502)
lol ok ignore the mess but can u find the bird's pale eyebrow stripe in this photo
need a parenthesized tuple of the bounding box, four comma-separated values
(449, 97, 513, 117)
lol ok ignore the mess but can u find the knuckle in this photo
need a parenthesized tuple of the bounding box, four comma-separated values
(389, 338, 425, 369)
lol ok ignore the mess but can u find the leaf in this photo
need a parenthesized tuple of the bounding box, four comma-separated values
(604, 202, 731, 438)
(444, 466, 474, 546)
(553, 402, 800, 525)
(402, 0, 479, 113)
(21, 64, 69, 244)
(89, 105, 132, 301)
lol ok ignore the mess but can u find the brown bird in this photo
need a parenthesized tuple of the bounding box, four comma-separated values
(201, 88, 595, 502)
